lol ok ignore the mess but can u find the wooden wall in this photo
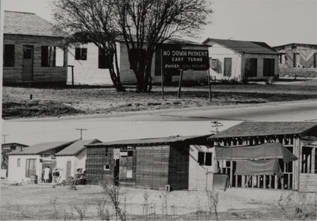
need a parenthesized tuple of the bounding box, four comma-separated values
(3, 34, 67, 84)
(168, 143, 190, 190)
(135, 145, 170, 190)
(86, 146, 110, 184)
(299, 174, 317, 192)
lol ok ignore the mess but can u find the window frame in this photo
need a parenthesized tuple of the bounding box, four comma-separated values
(41, 46, 56, 67)
(198, 151, 213, 166)
(245, 58, 257, 77)
(75, 47, 87, 60)
(223, 57, 232, 77)
(263, 58, 275, 77)
(25, 158, 37, 177)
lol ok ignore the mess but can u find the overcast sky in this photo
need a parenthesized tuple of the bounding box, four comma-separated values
(3, 0, 317, 47)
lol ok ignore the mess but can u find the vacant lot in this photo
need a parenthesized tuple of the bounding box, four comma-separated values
(1, 181, 316, 220)
(3, 80, 317, 119)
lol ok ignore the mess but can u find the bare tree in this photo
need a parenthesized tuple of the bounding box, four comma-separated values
(116, 0, 212, 92)
(53, 0, 125, 91)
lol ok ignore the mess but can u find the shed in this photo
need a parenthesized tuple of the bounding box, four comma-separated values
(85, 135, 214, 191)
(8, 140, 75, 183)
(209, 121, 317, 192)
(55, 139, 101, 180)
(3, 11, 68, 85)
(203, 38, 279, 82)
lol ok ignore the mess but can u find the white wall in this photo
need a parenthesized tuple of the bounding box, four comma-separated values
(55, 149, 87, 180)
(188, 145, 217, 191)
(8, 155, 41, 183)
(208, 43, 242, 81)
(67, 43, 113, 85)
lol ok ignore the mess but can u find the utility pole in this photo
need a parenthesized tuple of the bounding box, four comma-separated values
(76, 128, 87, 140)
(2, 134, 8, 144)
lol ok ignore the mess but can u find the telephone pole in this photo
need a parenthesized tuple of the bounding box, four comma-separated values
(76, 128, 87, 140)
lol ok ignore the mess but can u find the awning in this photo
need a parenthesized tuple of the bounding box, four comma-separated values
(235, 159, 282, 176)
(215, 143, 297, 162)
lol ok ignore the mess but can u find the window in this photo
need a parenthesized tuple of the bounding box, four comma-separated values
(314, 53, 317, 68)
(98, 48, 111, 69)
(301, 146, 317, 174)
(25, 159, 36, 177)
(75, 48, 87, 60)
(245, 58, 257, 77)
(198, 151, 212, 166)
(210, 58, 219, 72)
(224, 58, 232, 77)
(3, 44, 15, 67)
(279, 53, 285, 64)
(41, 46, 56, 67)
(17, 158, 21, 167)
(263, 58, 275, 76)
(104, 164, 110, 171)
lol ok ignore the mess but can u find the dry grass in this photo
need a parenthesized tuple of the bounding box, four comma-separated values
(3, 80, 317, 119)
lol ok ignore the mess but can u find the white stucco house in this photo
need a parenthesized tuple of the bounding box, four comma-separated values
(55, 139, 101, 180)
(8, 141, 75, 183)
(67, 37, 209, 86)
(203, 38, 279, 82)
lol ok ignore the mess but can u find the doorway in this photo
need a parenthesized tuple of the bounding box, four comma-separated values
(22, 45, 34, 81)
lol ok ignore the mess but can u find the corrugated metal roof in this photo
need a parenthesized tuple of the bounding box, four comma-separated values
(4, 10, 67, 37)
(211, 122, 317, 139)
(87, 135, 211, 147)
(9, 140, 75, 155)
(274, 43, 317, 50)
(56, 139, 101, 156)
(204, 38, 278, 55)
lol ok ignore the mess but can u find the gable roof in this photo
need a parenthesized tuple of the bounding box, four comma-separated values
(4, 10, 66, 37)
(211, 122, 317, 139)
(203, 38, 278, 55)
(87, 135, 211, 148)
(274, 43, 317, 50)
(9, 140, 75, 155)
(56, 139, 101, 156)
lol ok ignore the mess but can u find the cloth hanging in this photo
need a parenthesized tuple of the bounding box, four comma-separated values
(235, 159, 282, 176)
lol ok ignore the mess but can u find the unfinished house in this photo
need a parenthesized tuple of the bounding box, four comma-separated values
(3, 11, 68, 85)
(85, 135, 214, 191)
(273, 43, 317, 78)
(203, 38, 279, 82)
(209, 122, 317, 192)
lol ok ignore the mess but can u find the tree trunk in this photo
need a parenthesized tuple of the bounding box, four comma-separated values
(108, 51, 125, 92)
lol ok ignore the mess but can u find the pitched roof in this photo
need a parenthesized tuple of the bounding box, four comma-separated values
(203, 38, 278, 55)
(2, 143, 28, 147)
(56, 139, 101, 156)
(4, 10, 66, 37)
(87, 135, 211, 148)
(9, 140, 75, 155)
(274, 43, 317, 50)
(211, 122, 317, 139)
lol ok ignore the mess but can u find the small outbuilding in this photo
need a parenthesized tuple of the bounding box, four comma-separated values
(273, 43, 317, 78)
(55, 139, 101, 180)
(209, 121, 317, 192)
(3, 11, 68, 85)
(203, 38, 279, 82)
(85, 135, 215, 191)
(8, 140, 75, 183)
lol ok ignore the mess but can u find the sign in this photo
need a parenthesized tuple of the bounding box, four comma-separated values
(162, 45, 210, 71)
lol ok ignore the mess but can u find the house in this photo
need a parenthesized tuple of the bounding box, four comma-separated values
(8, 140, 75, 183)
(273, 43, 317, 78)
(203, 38, 279, 82)
(3, 11, 68, 85)
(55, 139, 101, 180)
(85, 135, 215, 191)
(67, 37, 209, 86)
(209, 121, 317, 192)
(1, 142, 28, 178)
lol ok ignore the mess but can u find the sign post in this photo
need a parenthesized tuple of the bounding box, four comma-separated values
(161, 48, 165, 99)
(207, 69, 212, 102)
(177, 69, 183, 98)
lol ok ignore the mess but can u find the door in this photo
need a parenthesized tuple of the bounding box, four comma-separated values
(22, 45, 34, 81)
(114, 159, 120, 186)
(25, 159, 37, 177)
(66, 161, 72, 178)
(224, 58, 232, 77)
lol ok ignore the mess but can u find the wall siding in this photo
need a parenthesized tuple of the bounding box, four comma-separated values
(299, 174, 317, 192)
(3, 34, 67, 84)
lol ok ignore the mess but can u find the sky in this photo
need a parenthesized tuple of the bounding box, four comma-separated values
(3, 0, 317, 46)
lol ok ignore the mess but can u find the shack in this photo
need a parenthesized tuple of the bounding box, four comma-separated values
(209, 122, 317, 192)
(203, 38, 279, 82)
(8, 140, 75, 183)
(85, 135, 215, 191)
(55, 139, 101, 180)
(3, 11, 68, 85)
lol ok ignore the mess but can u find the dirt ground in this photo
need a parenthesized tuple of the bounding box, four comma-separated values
(1, 181, 316, 220)
(3, 79, 317, 119)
